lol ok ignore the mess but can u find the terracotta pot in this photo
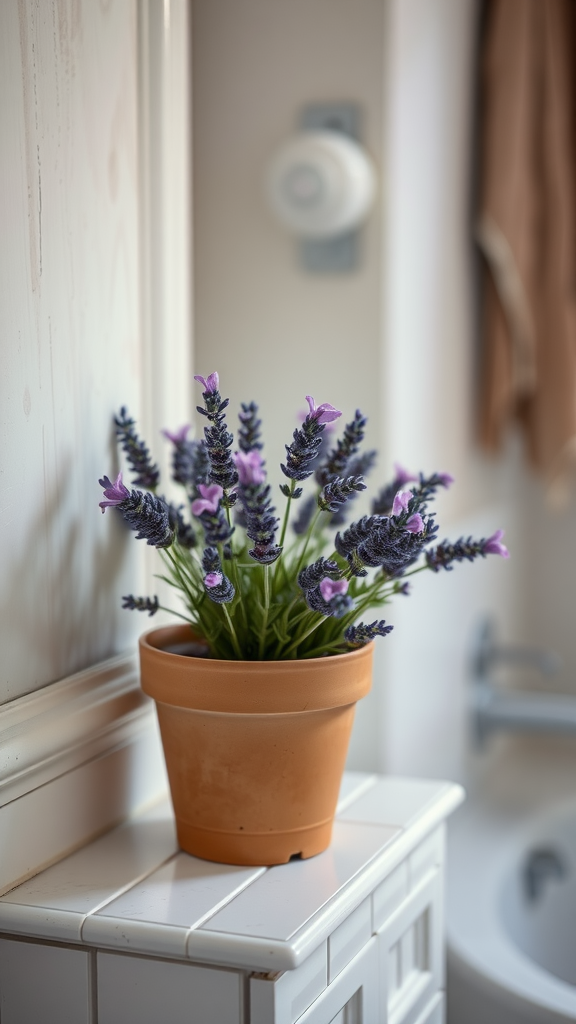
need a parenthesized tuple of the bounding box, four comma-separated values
(139, 624, 373, 866)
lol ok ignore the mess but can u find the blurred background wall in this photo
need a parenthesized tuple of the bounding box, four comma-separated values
(192, 0, 524, 782)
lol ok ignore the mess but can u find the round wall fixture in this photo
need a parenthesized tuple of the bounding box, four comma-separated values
(265, 130, 376, 239)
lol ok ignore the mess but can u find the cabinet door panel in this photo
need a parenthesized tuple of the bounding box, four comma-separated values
(297, 938, 379, 1024)
(378, 871, 443, 1024)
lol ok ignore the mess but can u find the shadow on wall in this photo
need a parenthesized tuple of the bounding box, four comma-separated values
(1, 437, 135, 704)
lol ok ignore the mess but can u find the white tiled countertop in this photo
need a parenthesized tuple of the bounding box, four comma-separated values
(0, 773, 464, 973)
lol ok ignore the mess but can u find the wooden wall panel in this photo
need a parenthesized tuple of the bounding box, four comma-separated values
(0, 0, 144, 702)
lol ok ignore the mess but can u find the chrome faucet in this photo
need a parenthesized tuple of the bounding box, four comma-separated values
(471, 619, 576, 746)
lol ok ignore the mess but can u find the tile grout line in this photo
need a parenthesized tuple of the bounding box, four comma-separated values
(78, 852, 180, 942)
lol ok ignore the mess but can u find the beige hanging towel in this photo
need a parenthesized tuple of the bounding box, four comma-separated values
(478, 0, 576, 502)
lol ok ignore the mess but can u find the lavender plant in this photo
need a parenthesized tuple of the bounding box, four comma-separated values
(99, 372, 509, 660)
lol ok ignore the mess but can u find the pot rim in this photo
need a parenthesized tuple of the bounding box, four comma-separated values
(139, 622, 372, 667)
(139, 623, 374, 713)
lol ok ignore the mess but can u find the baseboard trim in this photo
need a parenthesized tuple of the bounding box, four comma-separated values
(0, 652, 150, 807)
(0, 652, 169, 894)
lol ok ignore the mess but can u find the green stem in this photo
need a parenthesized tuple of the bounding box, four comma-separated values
(271, 595, 303, 658)
(274, 479, 297, 590)
(278, 480, 296, 549)
(156, 605, 197, 624)
(222, 603, 243, 659)
(258, 564, 271, 659)
(294, 507, 323, 578)
(281, 614, 327, 659)
(161, 549, 215, 641)
(299, 639, 348, 659)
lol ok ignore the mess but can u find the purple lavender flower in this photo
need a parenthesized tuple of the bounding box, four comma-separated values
(372, 467, 447, 517)
(292, 495, 317, 535)
(315, 410, 367, 486)
(238, 402, 263, 453)
(114, 408, 160, 490)
(482, 529, 509, 558)
(201, 547, 235, 603)
(318, 475, 367, 513)
(162, 424, 191, 445)
(122, 594, 159, 616)
(390, 490, 424, 534)
(174, 438, 209, 492)
(237, 474, 282, 564)
(305, 396, 342, 424)
(298, 561, 351, 616)
(166, 503, 197, 549)
(392, 490, 411, 516)
(204, 571, 223, 588)
(372, 468, 415, 516)
(405, 513, 424, 534)
(330, 450, 377, 527)
(99, 476, 174, 548)
(195, 373, 238, 498)
(335, 512, 437, 578)
(426, 530, 509, 572)
(302, 577, 353, 618)
(281, 396, 341, 488)
(233, 450, 266, 486)
(191, 484, 234, 546)
(194, 372, 219, 393)
(99, 473, 130, 511)
(162, 426, 210, 493)
(344, 620, 393, 647)
(319, 578, 349, 602)
(298, 557, 342, 591)
(191, 483, 224, 517)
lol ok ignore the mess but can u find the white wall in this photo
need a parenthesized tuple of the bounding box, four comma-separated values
(0, 0, 143, 703)
(192, 0, 386, 466)
(193, 0, 523, 781)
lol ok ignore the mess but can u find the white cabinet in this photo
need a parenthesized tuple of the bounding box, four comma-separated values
(0, 773, 463, 1024)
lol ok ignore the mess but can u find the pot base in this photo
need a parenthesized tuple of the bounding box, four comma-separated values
(176, 818, 334, 866)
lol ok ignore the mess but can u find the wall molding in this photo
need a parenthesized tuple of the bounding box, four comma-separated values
(0, 655, 168, 895)
(0, 653, 151, 808)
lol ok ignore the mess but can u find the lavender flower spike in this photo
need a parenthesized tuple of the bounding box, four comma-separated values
(281, 397, 340, 486)
(482, 529, 509, 558)
(194, 372, 219, 393)
(99, 476, 174, 547)
(345, 620, 393, 647)
(99, 473, 130, 511)
(122, 594, 159, 616)
(202, 546, 235, 603)
(305, 396, 342, 424)
(426, 530, 508, 572)
(114, 408, 160, 490)
(238, 402, 263, 453)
